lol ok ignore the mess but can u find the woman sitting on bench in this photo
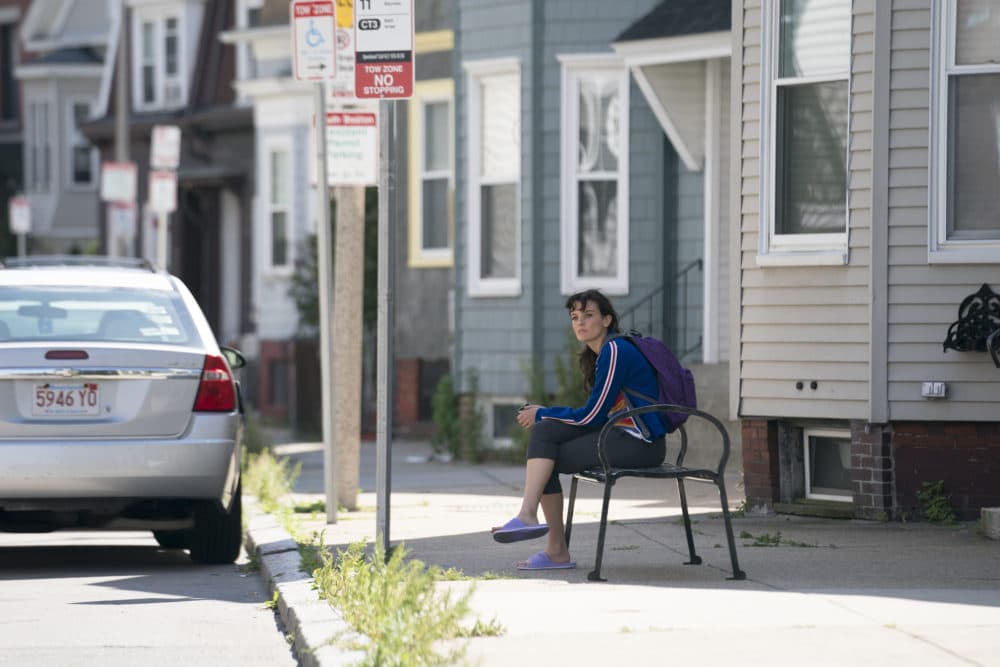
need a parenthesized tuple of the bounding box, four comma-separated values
(492, 289, 667, 570)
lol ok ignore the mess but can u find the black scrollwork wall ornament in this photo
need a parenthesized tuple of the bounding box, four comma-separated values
(943, 283, 1000, 353)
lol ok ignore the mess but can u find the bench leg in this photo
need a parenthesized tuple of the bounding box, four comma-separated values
(565, 476, 579, 548)
(676, 479, 702, 565)
(587, 481, 614, 582)
(716, 480, 747, 580)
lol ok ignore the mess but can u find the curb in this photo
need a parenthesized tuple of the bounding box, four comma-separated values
(244, 500, 365, 667)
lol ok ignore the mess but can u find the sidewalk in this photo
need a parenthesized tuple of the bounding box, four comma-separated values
(245, 438, 1000, 667)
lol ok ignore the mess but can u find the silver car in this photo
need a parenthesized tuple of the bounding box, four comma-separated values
(0, 256, 244, 564)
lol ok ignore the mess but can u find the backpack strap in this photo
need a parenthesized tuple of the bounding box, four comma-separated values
(601, 331, 656, 439)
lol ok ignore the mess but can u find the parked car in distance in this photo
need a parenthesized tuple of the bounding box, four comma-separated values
(0, 256, 245, 564)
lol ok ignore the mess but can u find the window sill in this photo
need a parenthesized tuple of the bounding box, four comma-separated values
(468, 280, 521, 298)
(408, 251, 453, 269)
(755, 250, 848, 267)
(928, 244, 1000, 264)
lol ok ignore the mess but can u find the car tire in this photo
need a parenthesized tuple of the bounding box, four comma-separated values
(188, 481, 242, 564)
(153, 529, 189, 549)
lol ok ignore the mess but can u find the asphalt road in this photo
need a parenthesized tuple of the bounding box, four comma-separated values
(0, 530, 297, 666)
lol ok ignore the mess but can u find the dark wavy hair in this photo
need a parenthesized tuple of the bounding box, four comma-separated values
(565, 289, 620, 391)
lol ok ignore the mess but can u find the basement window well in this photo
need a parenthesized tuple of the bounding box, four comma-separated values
(803, 429, 852, 502)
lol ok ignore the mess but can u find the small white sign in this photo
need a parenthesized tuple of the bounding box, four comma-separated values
(9, 196, 30, 234)
(100, 161, 137, 203)
(326, 107, 378, 185)
(149, 170, 177, 213)
(109, 202, 137, 238)
(292, 0, 337, 81)
(151, 125, 181, 170)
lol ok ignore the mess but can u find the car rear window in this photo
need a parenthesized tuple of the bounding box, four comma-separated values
(0, 285, 197, 345)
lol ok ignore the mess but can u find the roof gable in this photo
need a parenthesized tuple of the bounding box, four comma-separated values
(616, 0, 731, 43)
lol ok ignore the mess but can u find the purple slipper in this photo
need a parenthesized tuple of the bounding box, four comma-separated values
(491, 517, 549, 543)
(516, 552, 576, 571)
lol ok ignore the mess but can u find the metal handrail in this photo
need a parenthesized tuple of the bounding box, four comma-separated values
(619, 258, 703, 360)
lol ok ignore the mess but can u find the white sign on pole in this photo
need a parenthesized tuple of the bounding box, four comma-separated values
(109, 202, 137, 239)
(149, 170, 177, 213)
(292, 0, 337, 81)
(100, 161, 137, 203)
(354, 0, 414, 99)
(330, 0, 356, 98)
(326, 107, 379, 185)
(151, 125, 182, 170)
(8, 196, 30, 234)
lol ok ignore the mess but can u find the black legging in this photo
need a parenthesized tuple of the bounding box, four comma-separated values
(526, 420, 666, 495)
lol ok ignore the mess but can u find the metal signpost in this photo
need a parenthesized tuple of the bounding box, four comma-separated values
(8, 196, 30, 257)
(355, 0, 414, 557)
(292, 0, 339, 521)
(149, 125, 181, 270)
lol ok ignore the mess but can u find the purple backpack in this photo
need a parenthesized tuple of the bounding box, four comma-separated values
(608, 332, 697, 432)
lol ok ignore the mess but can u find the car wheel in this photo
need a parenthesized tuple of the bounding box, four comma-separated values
(188, 482, 242, 564)
(153, 530, 189, 549)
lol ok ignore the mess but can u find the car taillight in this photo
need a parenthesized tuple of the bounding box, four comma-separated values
(193, 354, 236, 412)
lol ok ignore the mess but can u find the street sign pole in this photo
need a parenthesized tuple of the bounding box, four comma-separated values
(315, 80, 338, 524)
(375, 98, 395, 556)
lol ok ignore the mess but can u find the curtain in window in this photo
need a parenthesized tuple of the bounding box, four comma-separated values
(577, 73, 619, 277)
(422, 101, 450, 250)
(479, 74, 518, 279)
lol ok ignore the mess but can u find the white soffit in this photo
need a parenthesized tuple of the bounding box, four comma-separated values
(613, 30, 730, 172)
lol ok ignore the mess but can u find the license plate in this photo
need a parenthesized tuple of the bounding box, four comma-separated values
(32, 382, 101, 417)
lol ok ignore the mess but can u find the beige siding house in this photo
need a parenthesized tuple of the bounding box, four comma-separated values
(732, 0, 1000, 520)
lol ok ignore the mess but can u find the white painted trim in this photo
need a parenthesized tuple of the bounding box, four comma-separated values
(758, 0, 851, 263)
(559, 55, 630, 296)
(803, 427, 853, 503)
(0, 7, 19, 23)
(217, 24, 287, 45)
(612, 31, 731, 65)
(702, 59, 720, 364)
(94, 5, 122, 119)
(410, 85, 454, 266)
(260, 134, 295, 275)
(465, 59, 522, 297)
(629, 65, 701, 172)
(131, 6, 187, 111)
(15, 65, 104, 80)
(927, 0, 1000, 264)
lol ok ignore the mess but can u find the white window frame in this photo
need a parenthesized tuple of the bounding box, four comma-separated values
(408, 79, 454, 267)
(485, 397, 524, 449)
(803, 427, 853, 503)
(464, 58, 522, 297)
(66, 98, 97, 189)
(25, 97, 51, 193)
(262, 136, 293, 273)
(929, 0, 1000, 263)
(131, 6, 185, 111)
(758, 0, 851, 267)
(558, 54, 630, 295)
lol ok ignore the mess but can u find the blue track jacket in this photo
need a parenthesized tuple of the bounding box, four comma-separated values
(535, 338, 667, 441)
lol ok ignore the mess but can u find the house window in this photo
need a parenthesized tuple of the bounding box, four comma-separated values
(803, 429, 852, 502)
(465, 59, 520, 297)
(26, 100, 50, 192)
(0, 22, 17, 122)
(268, 148, 291, 269)
(68, 101, 95, 187)
(559, 56, 629, 295)
(133, 11, 184, 110)
(930, 0, 1000, 262)
(760, 0, 850, 264)
(408, 80, 453, 267)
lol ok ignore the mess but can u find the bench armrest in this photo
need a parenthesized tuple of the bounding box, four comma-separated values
(599, 404, 732, 478)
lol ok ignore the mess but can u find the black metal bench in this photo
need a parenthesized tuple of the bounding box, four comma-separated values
(564, 404, 747, 582)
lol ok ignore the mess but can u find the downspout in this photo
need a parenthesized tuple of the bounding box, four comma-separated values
(530, 0, 545, 371)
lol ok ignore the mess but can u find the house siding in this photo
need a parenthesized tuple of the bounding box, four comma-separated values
(737, 0, 873, 421)
(885, 0, 1000, 421)
(456, 0, 663, 397)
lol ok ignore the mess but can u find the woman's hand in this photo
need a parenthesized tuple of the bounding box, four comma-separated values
(516, 404, 542, 429)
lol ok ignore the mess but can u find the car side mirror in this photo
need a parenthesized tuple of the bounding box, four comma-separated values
(221, 346, 246, 370)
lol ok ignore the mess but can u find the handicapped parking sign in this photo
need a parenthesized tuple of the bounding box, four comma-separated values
(292, 0, 337, 81)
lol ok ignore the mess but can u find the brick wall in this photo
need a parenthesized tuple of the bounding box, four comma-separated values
(893, 421, 1000, 521)
(742, 419, 779, 507)
(850, 422, 893, 521)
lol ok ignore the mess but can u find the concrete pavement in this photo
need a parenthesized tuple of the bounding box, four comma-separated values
(244, 438, 1000, 666)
